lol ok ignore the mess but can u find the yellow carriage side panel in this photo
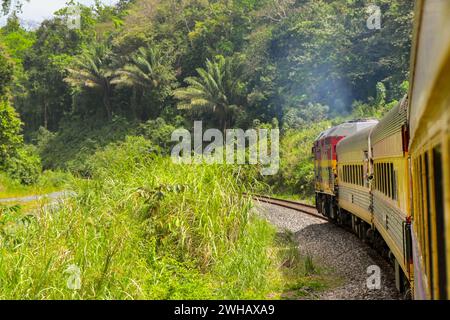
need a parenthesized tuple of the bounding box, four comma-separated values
(409, 0, 450, 300)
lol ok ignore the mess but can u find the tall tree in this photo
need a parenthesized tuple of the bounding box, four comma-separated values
(174, 55, 246, 131)
(0, 49, 22, 168)
(0, 45, 13, 97)
(65, 44, 114, 120)
(0, 99, 23, 168)
(112, 45, 176, 119)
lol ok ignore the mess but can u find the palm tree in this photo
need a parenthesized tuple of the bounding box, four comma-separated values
(65, 44, 114, 120)
(111, 46, 176, 119)
(174, 55, 245, 132)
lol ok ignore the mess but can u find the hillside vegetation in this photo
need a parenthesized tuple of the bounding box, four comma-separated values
(0, 137, 330, 299)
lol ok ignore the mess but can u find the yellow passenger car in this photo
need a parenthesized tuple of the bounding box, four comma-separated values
(337, 124, 377, 232)
(314, 120, 378, 219)
(371, 96, 412, 291)
(408, 0, 450, 300)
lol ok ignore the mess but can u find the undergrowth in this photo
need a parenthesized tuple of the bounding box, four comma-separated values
(0, 136, 329, 299)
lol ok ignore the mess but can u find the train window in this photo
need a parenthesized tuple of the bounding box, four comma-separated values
(417, 159, 423, 246)
(385, 163, 389, 197)
(348, 165, 351, 183)
(375, 163, 378, 191)
(356, 165, 359, 186)
(357, 165, 360, 186)
(359, 165, 361, 186)
(378, 163, 382, 193)
(433, 145, 447, 299)
(380, 163, 384, 193)
(413, 159, 420, 241)
(377, 163, 380, 191)
(392, 167, 397, 201)
(387, 163, 391, 198)
(419, 155, 427, 269)
(387, 164, 390, 197)
(351, 165, 354, 185)
(388, 163, 392, 198)
(373, 164, 376, 189)
(353, 165, 356, 185)
(388, 163, 391, 197)
(425, 152, 434, 296)
(379, 163, 382, 192)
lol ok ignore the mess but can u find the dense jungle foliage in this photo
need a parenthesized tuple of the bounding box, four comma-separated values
(1, 0, 413, 190)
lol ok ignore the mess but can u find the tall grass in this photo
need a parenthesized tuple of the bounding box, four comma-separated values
(0, 136, 328, 299)
(0, 137, 258, 299)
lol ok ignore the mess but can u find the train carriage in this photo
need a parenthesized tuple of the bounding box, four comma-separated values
(336, 124, 377, 231)
(370, 96, 412, 291)
(408, 0, 450, 300)
(313, 120, 378, 220)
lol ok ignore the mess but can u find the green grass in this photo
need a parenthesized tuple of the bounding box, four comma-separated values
(0, 171, 70, 199)
(0, 136, 330, 299)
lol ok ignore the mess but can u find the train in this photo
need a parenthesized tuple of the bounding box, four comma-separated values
(313, 0, 449, 299)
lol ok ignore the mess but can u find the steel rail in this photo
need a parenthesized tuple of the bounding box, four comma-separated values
(249, 194, 328, 221)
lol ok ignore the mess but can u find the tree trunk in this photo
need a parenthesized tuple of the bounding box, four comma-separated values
(43, 99, 48, 129)
(103, 83, 112, 121)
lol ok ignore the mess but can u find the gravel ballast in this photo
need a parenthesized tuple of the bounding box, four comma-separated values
(256, 202, 402, 300)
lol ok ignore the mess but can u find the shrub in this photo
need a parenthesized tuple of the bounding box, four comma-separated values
(0, 99, 23, 167)
(138, 117, 177, 152)
(4, 145, 41, 185)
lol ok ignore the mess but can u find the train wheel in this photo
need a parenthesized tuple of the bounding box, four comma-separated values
(329, 200, 335, 220)
(321, 200, 326, 217)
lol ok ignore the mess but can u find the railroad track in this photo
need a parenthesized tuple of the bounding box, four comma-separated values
(250, 194, 328, 221)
